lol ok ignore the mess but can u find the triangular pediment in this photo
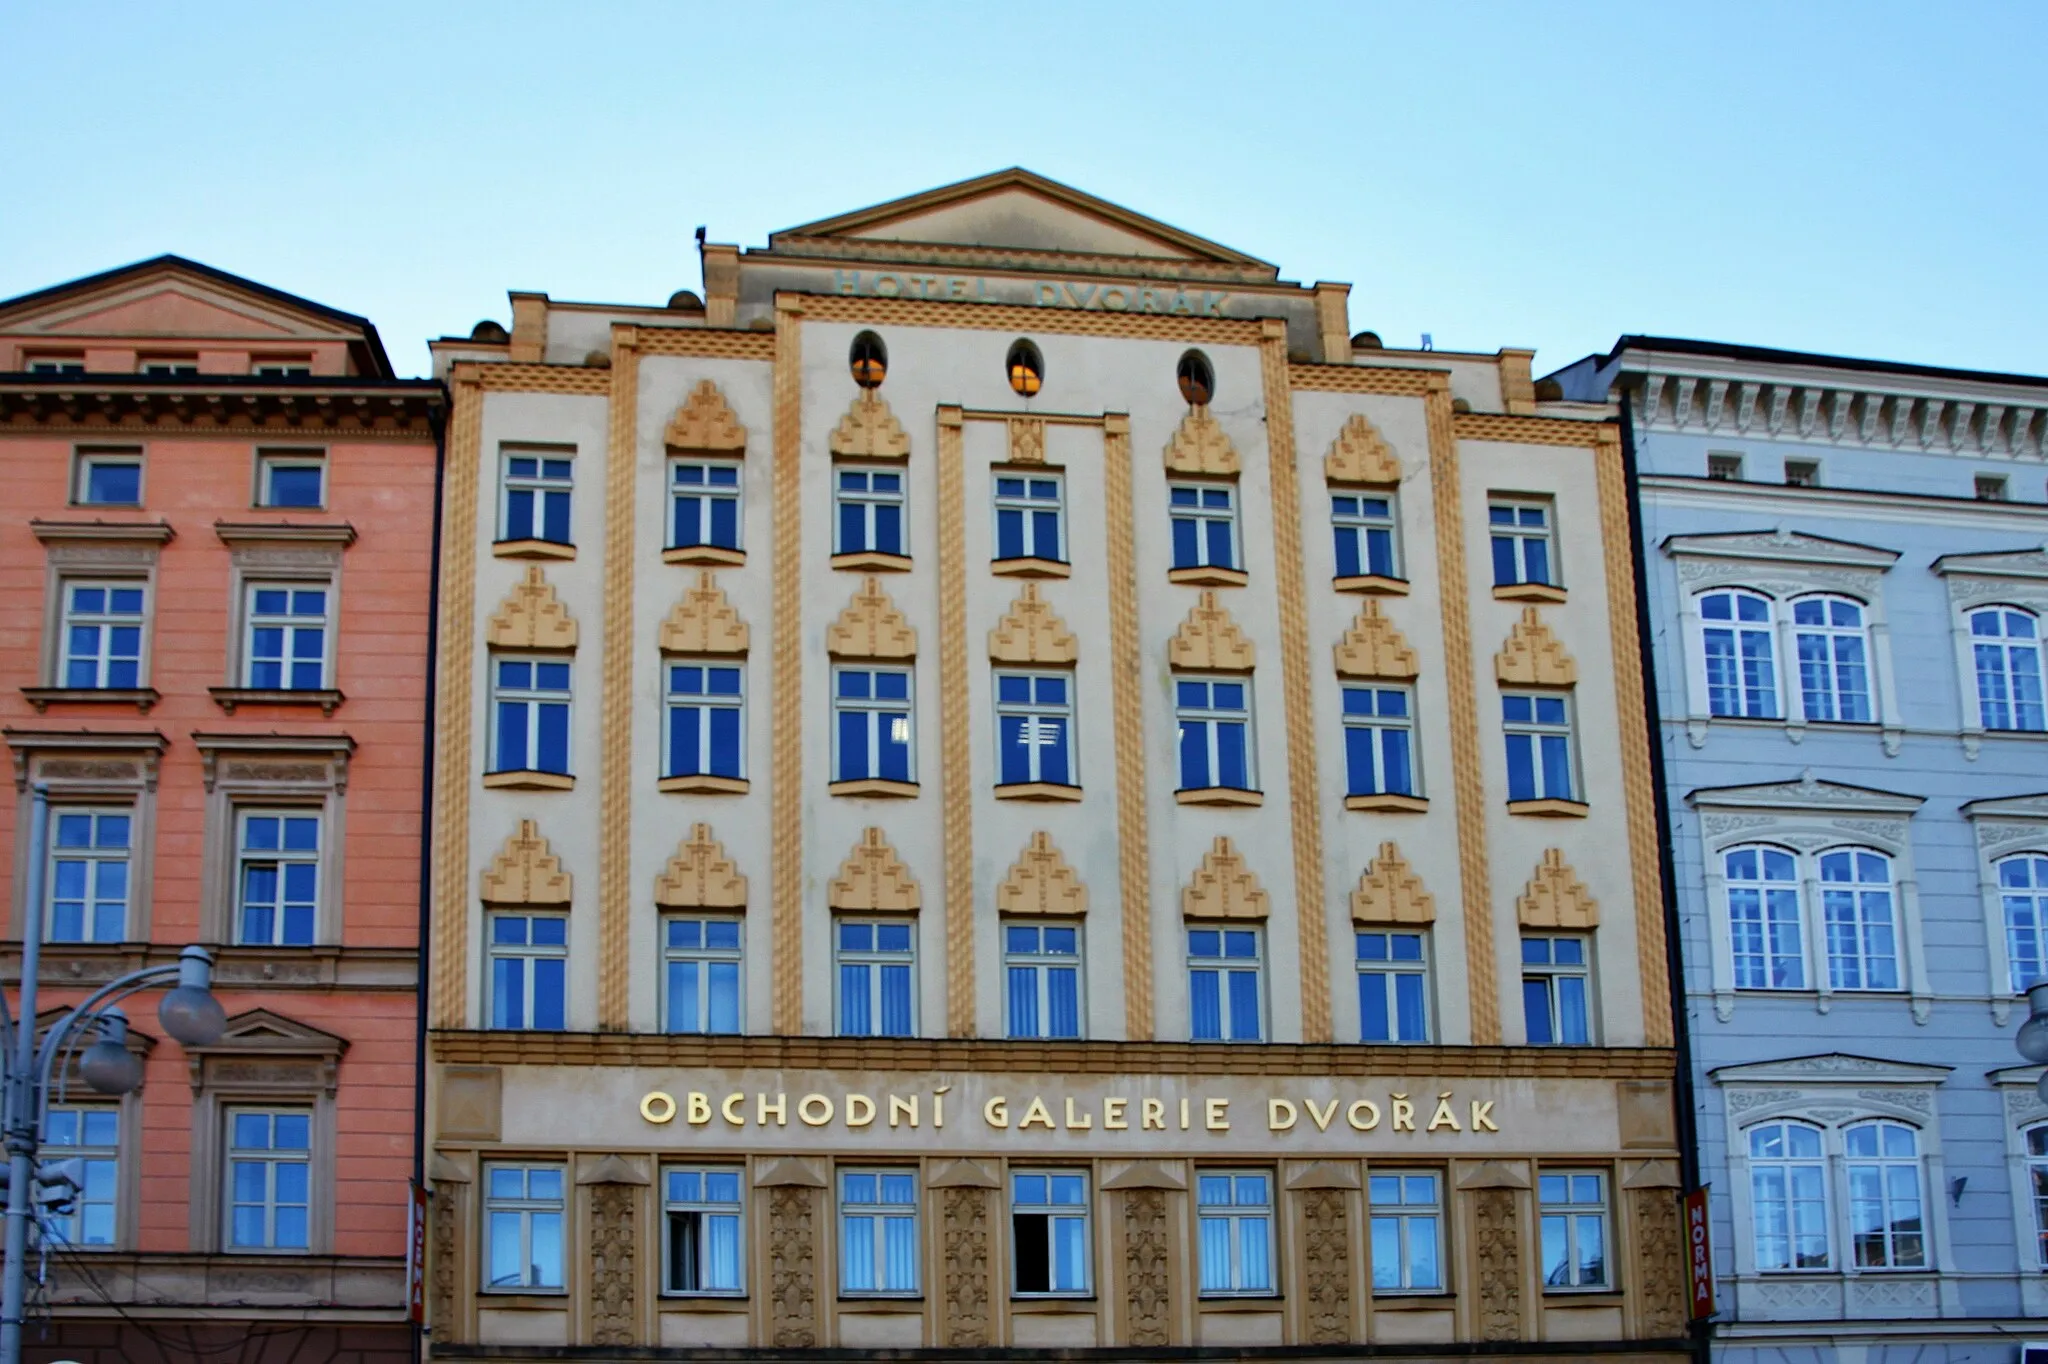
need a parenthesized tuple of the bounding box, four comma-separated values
(1933, 545, 2048, 581)
(1687, 770, 1925, 816)
(196, 1008, 350, 1059)
(1662, 528, 1900, 570)
(1961, 791, 2048, 822)
(1709, 1053, 1952, 1085)
(772, 169, 1270, 267)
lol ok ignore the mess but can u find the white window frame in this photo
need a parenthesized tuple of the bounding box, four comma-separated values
(1722, 844, 1808, 992)
(1355, 928, 1431, 1043)
(1501, 690, 1577, 804)
(660, 915, 743, 1036)
(58, 579, 148, 691)
(45, 805, 133, 944)
(1001, 920, 1084, 1041)
(1488, 497, 1557, 588)
(1173, 674, 1256, 792)
(39, 1103, 120, 1247)
(498, 446, 576, 545)
(482, 1163, 568, 1292)
(486, 912, 569, 1031)
(992, 468, 1066, 563)
(1788, 592, 1877, 724)
(255, 449, 327, 510)
(663, 659, 745, 781)
(1167, 479, 1240, 572)
(1537, 1169, 1610, 1291)
(661, 1165, 746, 1296)
(1521, 933, 1595, 1046)
(137, 356, 198, 376)
(1187, 925, 1265, 1043)
(833, 463, 908, 557)
(241, 581, 333, 691)
(1340, 683, 1418, 798)
(233, 808, 323, 948)
(1744, 1119, 1833, 1272)
(831, 665, 915, 784)
(1368, 1169, 1444, 1292)
(834, 917, 917, 1038)
(1330, 488, 1401, 581)
(251, 358, 312, 377)
(489, 655, 574, 776)
(1965, 604, 2047, 734)
(1840, 1119, 1928, 1271)
(1694, 587, 1782, 720)
(1010, 1169, 1092, 1297)
(27, 354, 85, 375)
(72, 449, 143, 507)
(838, 1168, 921, 1297)
(993, 669, 1075, 788)
(222, 1107, 313, 1252)
(669, 457, 743, 551)
(1194, 1169, 1276, 1297)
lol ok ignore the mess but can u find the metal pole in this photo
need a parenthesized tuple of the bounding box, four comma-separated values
(1, 787, 50, 1364)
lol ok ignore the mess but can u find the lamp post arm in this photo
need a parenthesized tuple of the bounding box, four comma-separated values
(32, 962, 183, 1100)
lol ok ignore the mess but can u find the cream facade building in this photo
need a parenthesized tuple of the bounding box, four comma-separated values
(421, 170, 1687, 1360)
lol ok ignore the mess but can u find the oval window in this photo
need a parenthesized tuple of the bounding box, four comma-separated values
(1176, 350, 1215, 406)
(1006, 339, 1044, 397)
(849, 331, 888, 389)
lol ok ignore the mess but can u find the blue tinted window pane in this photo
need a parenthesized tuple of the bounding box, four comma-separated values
(86, 462, 141, 504)
(268, 466, 324, 507)
(1523, 979, 1553, 1044)
(1180, 719, 1209, 789)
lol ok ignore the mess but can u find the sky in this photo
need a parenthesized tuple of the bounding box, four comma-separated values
(3, 2, 2045, 380)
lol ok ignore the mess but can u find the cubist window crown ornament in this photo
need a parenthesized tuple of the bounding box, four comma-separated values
(1517, 849, 1598, 929)
(827, 577, 917, 659)
(1323, 412, 1400, 486)
(659, 571, 749, 655)
(1168, 591, 1255, 672)
(1333, 599, 1418, 680)
(486, 565, 579, 651)
(995, 831, 1087, 917)
(1352, 841, 1435, 925)
(1182, 836, 1268, 921)
(663, 379, 747, 455)
(480, 819, 573, 907)
(829, 392, 911, 460)
(828, 827, 920, 913)
(1161, 407, 1238, 477)
(987, 583, 1077, 665)
(1494, 607, 1576, 687)
(654, 822, 747, 910)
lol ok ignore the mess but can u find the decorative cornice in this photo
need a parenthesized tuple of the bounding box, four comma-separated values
(1516, 849, 1598, 929)
(1707, 1052, 1954, 1085)
(1687, 769, 1926, 816)
(212, 521, 358, 548)
(663, 379, 746, 454)
(1332, 599, 1418, 679)
(1662, 527, 1900, 571)
(1494, 607, 1576, 686)
(994, 831, 1087, 917)
(1182, 837, 1268, 921)
(1322, 412, 1400, 485)
(653, 823, 747, 909)
(987, 582, 1076, 664)
(1960, 792, 2048, 822)
(828, 392, 910, 459)
(0, 380, 442, 436)
(479, 820, 572, 907)
(30, 519, 175, 546)
(827, 827, 920, 912)
(485, 565, 578, 651)
(658, 571, 749, 655)
(1351, 842, 1434, 925)
(1162, 406, 1238, 476)
(826, 576, 916, 659)
(1168, 590, 1254, 671)
(1931, 545, 2048, 582)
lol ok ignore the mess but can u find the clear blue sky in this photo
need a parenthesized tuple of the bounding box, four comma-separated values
(4, 2, 2044, 379)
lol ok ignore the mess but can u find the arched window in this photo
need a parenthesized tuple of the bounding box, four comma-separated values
(1790, 594, 1872, 723)
(1698, 589, 1778, 718)
(1176, 350, 1215, 407)
(1725, 846, 1804, 989)
(2001, 853, 2048, 991)
(1748, 1121, 1830, 1270)
(1970, 606, 2045, 732)
(1842, 1121, 1925, 1268)
(2024, 1124, 2048, 1268)
(1820, 849, 1898, 991)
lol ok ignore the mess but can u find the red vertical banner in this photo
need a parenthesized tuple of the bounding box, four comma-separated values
(1685, 1186, 1715, 1320)
(407, 1180, 429, 1326)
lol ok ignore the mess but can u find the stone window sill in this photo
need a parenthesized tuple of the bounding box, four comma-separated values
(210, 687, 344, 717)
(829, 778, 918, 798)
(1506, 797, 1588, 818)
(22, 686, 160, 714)
(1346, 793, 1428, 813)
(492, 538, 576, 561)
(658, 774, 749, 795)
(994, 781, 1082, 802)
(832, 551, 912, 573)
(1168, 565, 1248, 588)
(664, 544, 744, 567)
(1333, 574, 1409, 596)
(1176, 786, 1263, 807)
(991, 556, 1070, 579)
(1494, 581, 1567, 604)
(484, 769, 575, 791)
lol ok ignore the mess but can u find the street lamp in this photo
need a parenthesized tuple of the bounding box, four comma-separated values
(1, 788, 226, 1364)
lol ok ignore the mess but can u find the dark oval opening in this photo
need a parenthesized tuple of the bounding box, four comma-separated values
(1176, 350, 1215, 406)
(850, 331, 888, 389)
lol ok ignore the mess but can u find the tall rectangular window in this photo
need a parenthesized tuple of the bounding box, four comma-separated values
(1012, 1171, 1090, 1295)
(1820, 849, 1899, 991)
(994, 472, 1064, 562)
(491, 658, 572, 776)
(1791, 596, 1872, 723)
(1502, 693, 1574, 802)
(1357, 930, 1429, 1043)
(1004, 922, 1081, 1040)
(236, 811, 319, 946)
(1342, 685, 1415, 797)
(1175, 677, 1252, 791)
(74, 451, 141, 506)
(256, 451, 325, 509)
(48, 809, 131, 944)
(1538, 1171, 1608, 1290)
(663, 1167, 744, 1295)
(1489, 500, 1554, 587)
(665, 663, 744, 780)
(61, 582, 145, 689)
(1369, 1172, 1442, 1292)
(485, 1165, 566, 1290)
(244, 585, 328, 690)
(488, 914, 567, 1030)
(501, 451, 573, 544)
(1970, 607, 2046, 732)
(839, 1170, 919, 1296)
(225, 1109, 310, 1251)
(670, 460, 742, 551)
(1169, 482, 1238, 571)
(1522, 935, 1591, 1045)
(41, 1106, 119, 1246)
(662, 917, 741, 1035)
(833, 667, 913, 783)
(1189, 927, 1262, 1042)
(1332, 492, 1398, 579)
(837, 919, 914, 1037)
(995, 672, 1073, 787)
(835, 466, 905, 556)
(1196, 1172, 1274, 1295)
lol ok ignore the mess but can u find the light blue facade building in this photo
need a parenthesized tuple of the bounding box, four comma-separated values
(1557, 338, 2048, 1362)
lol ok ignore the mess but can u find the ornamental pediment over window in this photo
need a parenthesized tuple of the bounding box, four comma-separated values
(1688, 770, 1924, 818)
(1708, 1052, 1952, 1088)
(1665, 528, 1897, 597)
(1932, 545, 2048, 611)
